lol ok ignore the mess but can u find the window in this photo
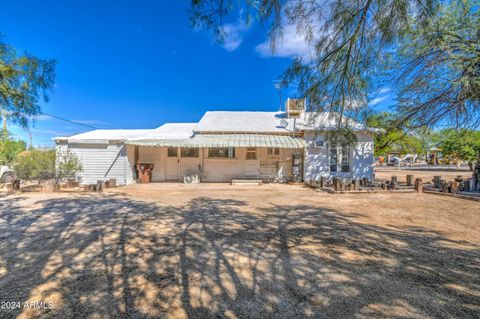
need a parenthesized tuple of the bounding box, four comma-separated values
(181, 148, 199, 157)
(330, 144, 350, 173)
(267, 147, 280, 155)
(341, 145, 350, 172)
(167, 147, 178, 157)
(208, 147, 235, 158)
(246, 148, 257, 160)
(329, 145, 337, 172)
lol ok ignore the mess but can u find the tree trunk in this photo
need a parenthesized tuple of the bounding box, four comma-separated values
(469, 162, 474, 171)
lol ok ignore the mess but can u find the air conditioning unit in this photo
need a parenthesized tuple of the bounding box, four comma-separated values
(286, 98, 305, 118)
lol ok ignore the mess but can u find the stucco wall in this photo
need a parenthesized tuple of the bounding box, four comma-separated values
(303, 131, 374, 182)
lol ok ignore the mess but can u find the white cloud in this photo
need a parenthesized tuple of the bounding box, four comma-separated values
(369, 95, 388, 106)
(32, 114, 52, 121)
(255, 24, 314, 58)
(377, 87, 391, 95)
(221, 22, 248, 51)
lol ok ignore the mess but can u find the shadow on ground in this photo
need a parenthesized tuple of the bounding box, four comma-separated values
(0, 194, 478, 318)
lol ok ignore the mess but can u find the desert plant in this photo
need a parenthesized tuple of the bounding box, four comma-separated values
(57, 150, 82, 180)
(13, 149, 56, 182)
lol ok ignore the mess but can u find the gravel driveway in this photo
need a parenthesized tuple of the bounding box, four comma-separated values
(0, 184, 479, 318)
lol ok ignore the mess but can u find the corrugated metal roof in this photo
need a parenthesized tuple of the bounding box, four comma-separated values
(126, 134, 305, 148)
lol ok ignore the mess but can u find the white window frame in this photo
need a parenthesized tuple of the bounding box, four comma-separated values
(329, 144, 351, 173)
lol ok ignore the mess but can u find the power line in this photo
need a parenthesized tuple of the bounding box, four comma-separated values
(40, 112, 99, 129)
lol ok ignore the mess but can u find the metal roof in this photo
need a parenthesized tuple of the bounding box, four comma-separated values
(126, 134, 305, 148)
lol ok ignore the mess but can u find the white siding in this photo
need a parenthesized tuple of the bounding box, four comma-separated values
(351, 133, 375, 180)
(303, 131, 374, 182)
(57, 143, 135, 185)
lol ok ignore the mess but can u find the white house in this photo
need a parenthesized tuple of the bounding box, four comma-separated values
(54, 100, 380, 185)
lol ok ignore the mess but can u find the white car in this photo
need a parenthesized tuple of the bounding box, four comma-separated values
(0, 165, 16, 183)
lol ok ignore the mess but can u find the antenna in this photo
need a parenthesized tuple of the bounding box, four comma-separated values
(274, 82, 282, 112)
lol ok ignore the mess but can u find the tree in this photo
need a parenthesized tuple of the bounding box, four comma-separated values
(57, 150, 82, 180)
(190, 0, 435, 122)
(0, 36, 56, 135)
(438, 129, 480, 170)
(394, 0, 480, 128)
(0, 134, 26, 164)
(365, 112, 422, 156)
(13, 148, 83, 182)
(13, 149, 56, 182)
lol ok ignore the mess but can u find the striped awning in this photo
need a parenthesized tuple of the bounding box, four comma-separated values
(126, 134, 305, 148)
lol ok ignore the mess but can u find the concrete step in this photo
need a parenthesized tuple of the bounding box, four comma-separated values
(231, 179, 263, 186)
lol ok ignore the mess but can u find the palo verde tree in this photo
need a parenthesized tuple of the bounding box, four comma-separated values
(365, 112, 422, 156)
(394, 0, 480, 128)
(0, 133, 26, 164)
(190, 0, 436, 123)
(0, 36, 56, 136)
(438, 129, 480, 170)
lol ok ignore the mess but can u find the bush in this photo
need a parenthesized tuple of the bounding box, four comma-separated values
(57, 150, 82, 180)
(0, 136, 26, 164)
(13, 148, 83, 182)
(13, 149, 56, 182)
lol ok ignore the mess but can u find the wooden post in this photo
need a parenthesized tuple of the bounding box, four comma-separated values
(406, 175, 414, 186)
(433, 176, 441, 188)
(320, 176, 325, 188)
(450, 181, 458, 193)
(96, 181, 105, 192)
(414, 178, 423, 193)
(43, 180, 60, 192)
(333, 178, 340, 191)
(354, 179, 360, 190)
(441, 179, 448, 193)
(363, 177, 369, 187)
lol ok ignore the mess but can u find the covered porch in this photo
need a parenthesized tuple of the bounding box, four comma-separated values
(126, 134, 305, 183)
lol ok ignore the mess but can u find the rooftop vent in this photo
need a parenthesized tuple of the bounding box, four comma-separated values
(286, 98, 306, 118)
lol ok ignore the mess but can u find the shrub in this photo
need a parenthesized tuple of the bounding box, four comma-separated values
(57, 150, 82, 180)
(0, 136, 26, 164)
(13, 149, 56, 182)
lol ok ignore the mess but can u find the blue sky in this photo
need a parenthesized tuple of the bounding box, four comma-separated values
(1, 0, 392, 146)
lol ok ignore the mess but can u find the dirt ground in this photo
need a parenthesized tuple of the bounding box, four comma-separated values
(374, 166, 472, 183)
(0, 183, 479, 319)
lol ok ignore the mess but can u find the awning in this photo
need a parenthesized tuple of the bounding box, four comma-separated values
(126, 134, 305, 148)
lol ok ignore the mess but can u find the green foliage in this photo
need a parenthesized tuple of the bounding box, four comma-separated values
(395, 0, 480, 128)
(366, 112, 422, 156)
(13, 149, 83, 181)
(0, 37, 56, 130)
(0, 135, 26, 164)
(13, 149, 56, 181)
(438, 129, 480, 164)
(57, 150, 82, 180)
(190, 0, 435, 120)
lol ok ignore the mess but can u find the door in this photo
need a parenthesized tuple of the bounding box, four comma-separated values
(245, 148, 260, 177)
(165, 147, 179, 181)
(179, 148, 201, 179)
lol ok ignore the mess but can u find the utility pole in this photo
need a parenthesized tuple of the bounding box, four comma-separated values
(1, 110, 7, 138)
